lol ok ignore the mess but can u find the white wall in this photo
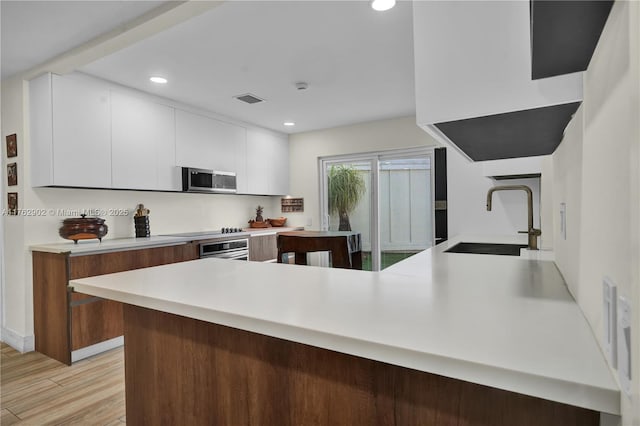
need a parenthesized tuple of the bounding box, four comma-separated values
(0, 76, 281, 351)
(447, 146, 541, 240)
(552, 107, 584, 299)
(289, 116, 542, 244)
(551, 1, 640, 424)
(1, 77, 31, 351)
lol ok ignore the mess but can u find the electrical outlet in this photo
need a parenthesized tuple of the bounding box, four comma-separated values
(617, 295, 632, 397)
(306, 217, 312, 227)
(602, 277, 617, 367)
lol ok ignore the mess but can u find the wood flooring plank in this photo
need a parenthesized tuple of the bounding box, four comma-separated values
(0, 360, 83, 395)
(0, 378, 61, 408)
(0, 350, 57, 371)
(1, 345, 21, 358)
(55, 392, 126, 426)
(53, 362, 124, 388)
(14, 373, 124, 422)
(1, 359, 63, 385)
(0, 409, 21, 426)
(48, 355, 123, 386)
(1, 345, 125, 426)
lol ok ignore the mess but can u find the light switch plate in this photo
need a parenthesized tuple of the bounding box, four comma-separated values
(617, 295, 632, 397)
(602, 277, 617, 367)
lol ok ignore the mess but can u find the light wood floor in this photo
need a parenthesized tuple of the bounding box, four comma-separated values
(0, 342, 125, 425)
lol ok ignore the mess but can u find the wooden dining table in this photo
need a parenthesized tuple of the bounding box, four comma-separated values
(276, 230, 362, 270)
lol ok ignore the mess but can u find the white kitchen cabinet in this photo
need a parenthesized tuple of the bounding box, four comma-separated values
(111, 92, 179, 191)
(244, 129, 289, 195)
(175, 109, 246, 173)
(31, 73, 111, 188)
(235, 130, 248, 194)
(30, 72, 286, 195)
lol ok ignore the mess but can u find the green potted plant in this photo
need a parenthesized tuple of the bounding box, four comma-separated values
(328, 165, 366, 231)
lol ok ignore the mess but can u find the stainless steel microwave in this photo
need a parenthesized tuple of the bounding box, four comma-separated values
(181, 167, 237, 193)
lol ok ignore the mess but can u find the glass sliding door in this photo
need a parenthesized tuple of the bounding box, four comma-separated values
(378, 156, 432, 269)
(320, 148, 433, 271)
(321, 159, 375, 270)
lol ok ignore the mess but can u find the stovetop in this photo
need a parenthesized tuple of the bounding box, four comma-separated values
(162, 228, 245, 238)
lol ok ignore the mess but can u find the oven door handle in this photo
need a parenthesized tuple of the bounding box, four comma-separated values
(206, 250, 248, 260)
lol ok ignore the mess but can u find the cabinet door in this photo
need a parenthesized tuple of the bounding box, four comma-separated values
(245, 129, 270, 195)
(111, 92, 178, 191)
(270, 133, 290, 195)
(52, 75, 111, 188)
(175, 109, 245, 173)
(245, 129, 290, 195)
(249, 233, 278, 262)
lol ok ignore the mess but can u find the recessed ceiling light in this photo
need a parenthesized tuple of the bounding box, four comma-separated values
(149, 76, 168, 84)
(371, 0, 395, 11)
(284, 122, 295, 126)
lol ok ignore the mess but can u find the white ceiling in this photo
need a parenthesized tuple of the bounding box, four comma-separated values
(0, 0, 167, 79)
(2, 1, 416, 135)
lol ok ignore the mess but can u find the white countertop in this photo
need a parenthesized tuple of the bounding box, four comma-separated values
(29, 227, 303, 255)
(29, 235, 189, 255)
(69, 234, 619, 415)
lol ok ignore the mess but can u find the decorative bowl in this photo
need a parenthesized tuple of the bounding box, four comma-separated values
(248, 220, 270, 228)
(268, 217, 287, 227)
(59, 214, 108, 243)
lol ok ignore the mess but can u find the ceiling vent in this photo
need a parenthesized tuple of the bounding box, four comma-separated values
(234, 93, 265, 104)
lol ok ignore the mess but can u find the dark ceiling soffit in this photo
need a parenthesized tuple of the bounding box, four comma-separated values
(433, 102, 582, 162)
(530, 0, 613, 80)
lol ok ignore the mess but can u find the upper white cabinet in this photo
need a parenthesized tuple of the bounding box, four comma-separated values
(31, 73, 112, 188)
(175, 109, 246, 173)
(111, 92, 179, 191)
(30, 73, 288, 195)
(244, 129, 289, 195)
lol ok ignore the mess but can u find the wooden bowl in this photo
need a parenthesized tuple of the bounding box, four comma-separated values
(268, 217, 287, 227)
(59, 214, 108, 243)
(248, 220, 270, 228)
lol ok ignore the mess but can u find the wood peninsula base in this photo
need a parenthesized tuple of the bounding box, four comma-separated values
(123, 304, 598, 426)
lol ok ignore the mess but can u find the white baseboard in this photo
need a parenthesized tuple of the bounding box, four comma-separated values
(71, 336, 124, 362)
(1, 326, 35, 353)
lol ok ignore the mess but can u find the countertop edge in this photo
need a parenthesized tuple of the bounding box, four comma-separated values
(31, 239, 189, 256)
(29, 227, 304, 254)
(71, 279, 621, 415)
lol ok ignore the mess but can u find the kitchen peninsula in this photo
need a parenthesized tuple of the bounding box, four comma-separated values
(69, 235, 619, 425)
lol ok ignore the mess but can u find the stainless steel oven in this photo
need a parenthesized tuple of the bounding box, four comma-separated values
(199, 238, 248, 260)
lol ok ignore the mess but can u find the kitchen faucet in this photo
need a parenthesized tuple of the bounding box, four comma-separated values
(486, 185, 541, 250)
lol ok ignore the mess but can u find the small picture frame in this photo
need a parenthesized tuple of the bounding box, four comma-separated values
(6, 134, 17, 158)
(7, 162, 17, 186)
(7, 192, 17, 215)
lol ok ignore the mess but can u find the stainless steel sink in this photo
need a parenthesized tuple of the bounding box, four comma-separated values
(445, 242, 528, 256)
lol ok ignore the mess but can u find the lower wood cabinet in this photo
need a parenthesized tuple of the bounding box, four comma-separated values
(32, 243, 199, 365)
(248, 233, 278, 262)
